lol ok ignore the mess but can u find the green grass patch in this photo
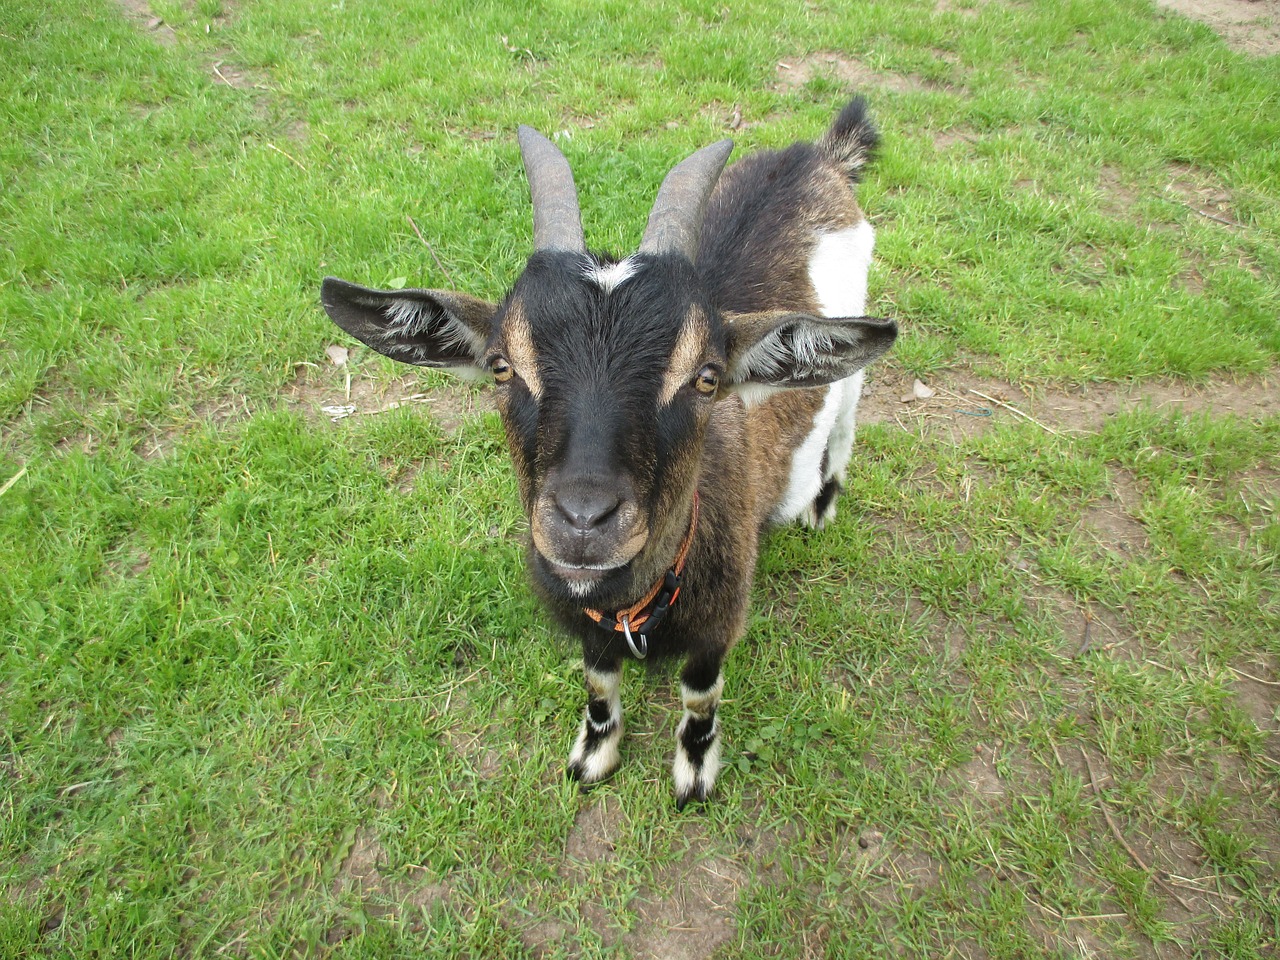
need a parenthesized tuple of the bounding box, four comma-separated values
(3, 0, 1278, 956)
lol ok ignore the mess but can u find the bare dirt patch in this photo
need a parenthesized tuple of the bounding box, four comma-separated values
(1081, 468, 1150, 555)
(287, 352, 489, 436)
(112, 0, 178, 47)
(828, 827, 946, 907)
(134, 395, 251, 460)
(775, 54, 950, 96)
(210, 55, 268, 92)
(1156, 0, 1280, 56)
(932, 127, 979, 151)
(331, 826, 384, 898)
(861, 365, 1279, 440)
(527, 806, 749, 959)
(329, 825, 450, 918)
(1229, 655, 1280, 727)
(935, 0, 989, 17)
(1160, 161, 1241, 226)
(1098, 164, 1142, 219)
(621, 849, 745, 960)
(563, 797, 626, 865)
(950, 743, 1009, 801)
(1032, 589, 1131, 660)
(104, 546, 152, 579)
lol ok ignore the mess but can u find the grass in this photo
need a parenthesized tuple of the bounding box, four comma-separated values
(2, 0, 1278, 956)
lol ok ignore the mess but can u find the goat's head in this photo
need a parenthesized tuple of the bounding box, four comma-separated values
(321, 127, 896, 608)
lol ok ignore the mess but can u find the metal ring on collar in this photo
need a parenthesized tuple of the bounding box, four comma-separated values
(621, 614, 648, 659)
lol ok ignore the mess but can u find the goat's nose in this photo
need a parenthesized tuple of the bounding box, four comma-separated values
(554, 490, 621, 532)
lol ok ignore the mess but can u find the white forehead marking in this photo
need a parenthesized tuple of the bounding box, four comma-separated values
(584, 257, 641, 294)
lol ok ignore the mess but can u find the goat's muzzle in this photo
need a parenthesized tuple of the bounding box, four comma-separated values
(530, 473, 647, 581)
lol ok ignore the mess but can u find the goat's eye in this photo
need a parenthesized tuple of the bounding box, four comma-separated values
(490, 357, 514, 384)
(694, 366, 720, 395)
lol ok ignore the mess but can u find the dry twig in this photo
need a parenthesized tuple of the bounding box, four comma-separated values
(0, 464, 28, 498)
(266, 142, 307, 171)
(211, 62, 235, 87)
(407, 215, 456, 287)
(967, 388, 1065, 438)
(1080, 748, 1193, 912)
(1230, 667, 1280, 687)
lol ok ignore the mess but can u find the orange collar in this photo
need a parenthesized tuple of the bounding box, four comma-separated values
(582, 491, 699, 659)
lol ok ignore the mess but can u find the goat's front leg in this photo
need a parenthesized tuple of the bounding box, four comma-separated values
(674, 652, 725, 810)
(567, 655, 624, 785)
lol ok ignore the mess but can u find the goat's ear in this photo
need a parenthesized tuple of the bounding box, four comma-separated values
(320, 277, 495, 373)
(723, 311, 897, 393)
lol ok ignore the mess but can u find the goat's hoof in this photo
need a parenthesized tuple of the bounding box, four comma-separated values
(567, 758, 614, 787)
(567, 755, 619, 786)
(567, 723, 622, 786)
(674, 783, 713, 812)
(673, 749, 720, 811)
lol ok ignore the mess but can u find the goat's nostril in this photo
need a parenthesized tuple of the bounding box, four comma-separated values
(555, 492, 621, 532)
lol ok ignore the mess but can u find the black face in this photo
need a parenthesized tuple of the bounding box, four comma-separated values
(486, 251, 724, 609)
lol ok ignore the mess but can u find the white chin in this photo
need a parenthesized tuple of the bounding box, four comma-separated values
(543, 557, 621, 589)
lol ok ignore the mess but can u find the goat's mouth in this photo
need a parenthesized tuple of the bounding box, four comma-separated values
(529, 522, 650, 602)
(530, 550, 638, 602)
(533, 539, 646, 582)
(529, 509, 649, 581)
(544, 559, 620, 583)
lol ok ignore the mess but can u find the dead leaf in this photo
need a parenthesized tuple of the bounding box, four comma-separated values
(325, 345, 349, 367)
(913, 379, 936, 400)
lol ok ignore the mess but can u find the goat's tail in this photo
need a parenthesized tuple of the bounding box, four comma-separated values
(818, 96, 878, 184)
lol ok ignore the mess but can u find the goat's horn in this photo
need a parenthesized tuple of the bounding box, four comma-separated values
(517, 126, 586, 253)
(638, 139, 733, 260)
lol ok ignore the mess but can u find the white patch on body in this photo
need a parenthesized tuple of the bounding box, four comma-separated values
(769, 381, 843, 525)
(732, 381, 784, 409)
(584, 257, 640, 294)
(824, 368, 865, 487)
(680, 674, 724, 714)
(809, 221, 873, 318)
(772, 220, 875, 525)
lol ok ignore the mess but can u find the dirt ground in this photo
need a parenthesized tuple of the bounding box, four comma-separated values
(1155, 0, 1280, 56)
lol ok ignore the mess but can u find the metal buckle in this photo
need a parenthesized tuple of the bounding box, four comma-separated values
(621, 614, 648, 660)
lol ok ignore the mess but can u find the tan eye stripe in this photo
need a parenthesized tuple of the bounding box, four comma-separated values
(659, 307, 709, 406)
(502, 303, 542, 399)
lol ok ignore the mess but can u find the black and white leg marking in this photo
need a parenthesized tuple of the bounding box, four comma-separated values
(674, 662, 724, 810)
(568, 663, 623, 785)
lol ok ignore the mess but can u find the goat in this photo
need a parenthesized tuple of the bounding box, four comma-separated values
(320, 98, 896, 808)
